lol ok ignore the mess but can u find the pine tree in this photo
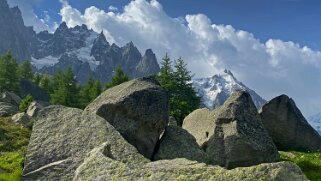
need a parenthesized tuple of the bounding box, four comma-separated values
(39, 74, 50, 93)
(90, 80, 102, 100)
(18, 60, 34, 81)
(79, 75, 102, 109)
(79, 75, 94, 108)
(157, 54, 201, 126)
(171, 57, 200, 126)
(63, 67, 80, 108)
(106, 66, 129, 89)
(157, 53, 175, 91)
(34, 73, 42, 85)
(0, 51, 20, 93)
(50, 67, 80, 108)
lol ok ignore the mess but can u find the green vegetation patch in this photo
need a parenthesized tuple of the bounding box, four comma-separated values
(280, 151, 321, 181)
(0, 117, 31, 181)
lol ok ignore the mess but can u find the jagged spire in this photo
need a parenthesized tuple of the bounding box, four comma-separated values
(60, 22, 69, 30)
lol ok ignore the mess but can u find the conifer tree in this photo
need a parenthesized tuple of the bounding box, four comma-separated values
(79, 75, 94, 108)
(39, 74, 50, 93)
(157, 54, 200, 126)
(90, 80, 102, 100)
(0, 51, 20, 93)
(79, 75, 102, 108)
(34, 73, 42, 85)
(171, 57, 201, 126)
(157, 53, 175, 91)
(64, 67, 80, 107)
(50, 67, 80, 108)
(18, 60, 34, 81)
(106, 66, 129, 89)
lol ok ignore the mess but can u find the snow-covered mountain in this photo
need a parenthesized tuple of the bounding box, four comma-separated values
(32, 23, 160, 84)
(0, 0, 160, 84)
(192, 69, 266, 110)
(308, 113, 321, 135)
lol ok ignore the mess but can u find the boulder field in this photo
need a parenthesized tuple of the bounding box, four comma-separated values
(183, 91, 279, 169)
(21, 78, 310, 180)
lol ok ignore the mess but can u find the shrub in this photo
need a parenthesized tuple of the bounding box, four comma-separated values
(0, 117, 31, 180)
(19, 95, 33, 112)
(280, 151, 321, 180)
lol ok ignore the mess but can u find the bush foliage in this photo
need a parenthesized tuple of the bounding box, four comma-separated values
(0, 117, 31, 181)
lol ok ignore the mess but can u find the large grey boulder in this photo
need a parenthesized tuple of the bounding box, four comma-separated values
(0, 102, 18, 116)
(85, 77, 168, 159)
(23, 105, 148, 180)
(153, 125, 208, 163)
(0, 91, 21, 106)
(12, 112, 29, 124)
(73, 142, 307, 181)
(183, 91, 279, 169)
(26, 101, 45, 118)
(260, 95, 321, 151)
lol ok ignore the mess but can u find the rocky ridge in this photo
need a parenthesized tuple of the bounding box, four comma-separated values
(0, 0, 160, 84)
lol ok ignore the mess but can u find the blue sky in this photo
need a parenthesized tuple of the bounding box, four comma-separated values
(6, 0, 321, 116)
(20, 0, 321, 51)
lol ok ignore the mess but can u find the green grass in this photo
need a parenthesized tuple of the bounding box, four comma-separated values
(0, 117, 31, 181)
(280, 151, 321, 181)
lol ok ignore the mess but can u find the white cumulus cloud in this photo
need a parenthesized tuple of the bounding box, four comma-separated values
(108, 5, 118, 12)
(59, 0, 321, 116)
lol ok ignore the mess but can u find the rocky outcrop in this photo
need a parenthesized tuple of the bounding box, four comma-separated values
(260, 95, 321, 151)
(135, 49, 160, 77)
(73, 142, 307, 181)
(0, 102, 18, 116)
(26, 101, 44, 117)
(0, 0, 34, 62)
(12, 112, 29, 124)
(23, 105, 148, 180)
(183, 91, 279, 169)
(0, 91, 21, 106)
(85, 78, 168, 159)
(153, 125, 208, 163)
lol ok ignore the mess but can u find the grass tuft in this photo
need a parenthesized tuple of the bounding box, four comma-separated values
(0, 117, 31, 181)
(280, 151, 321, 181)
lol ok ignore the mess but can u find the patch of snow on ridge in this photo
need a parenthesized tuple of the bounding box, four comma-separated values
(192, 69, 266, 110)
(31, 56, 59, 69)
(69, 31, 100, 70)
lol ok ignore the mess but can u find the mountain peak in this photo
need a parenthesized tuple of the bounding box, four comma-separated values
(223, 69, 233, 76)
(192, 71, 266, 110)
(91, 31, 110, 56)
(0, 0, 9, 9)
(57, 22, 68, 31)
(144, 49, 154, 56)
(125, 41, 135, 48)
